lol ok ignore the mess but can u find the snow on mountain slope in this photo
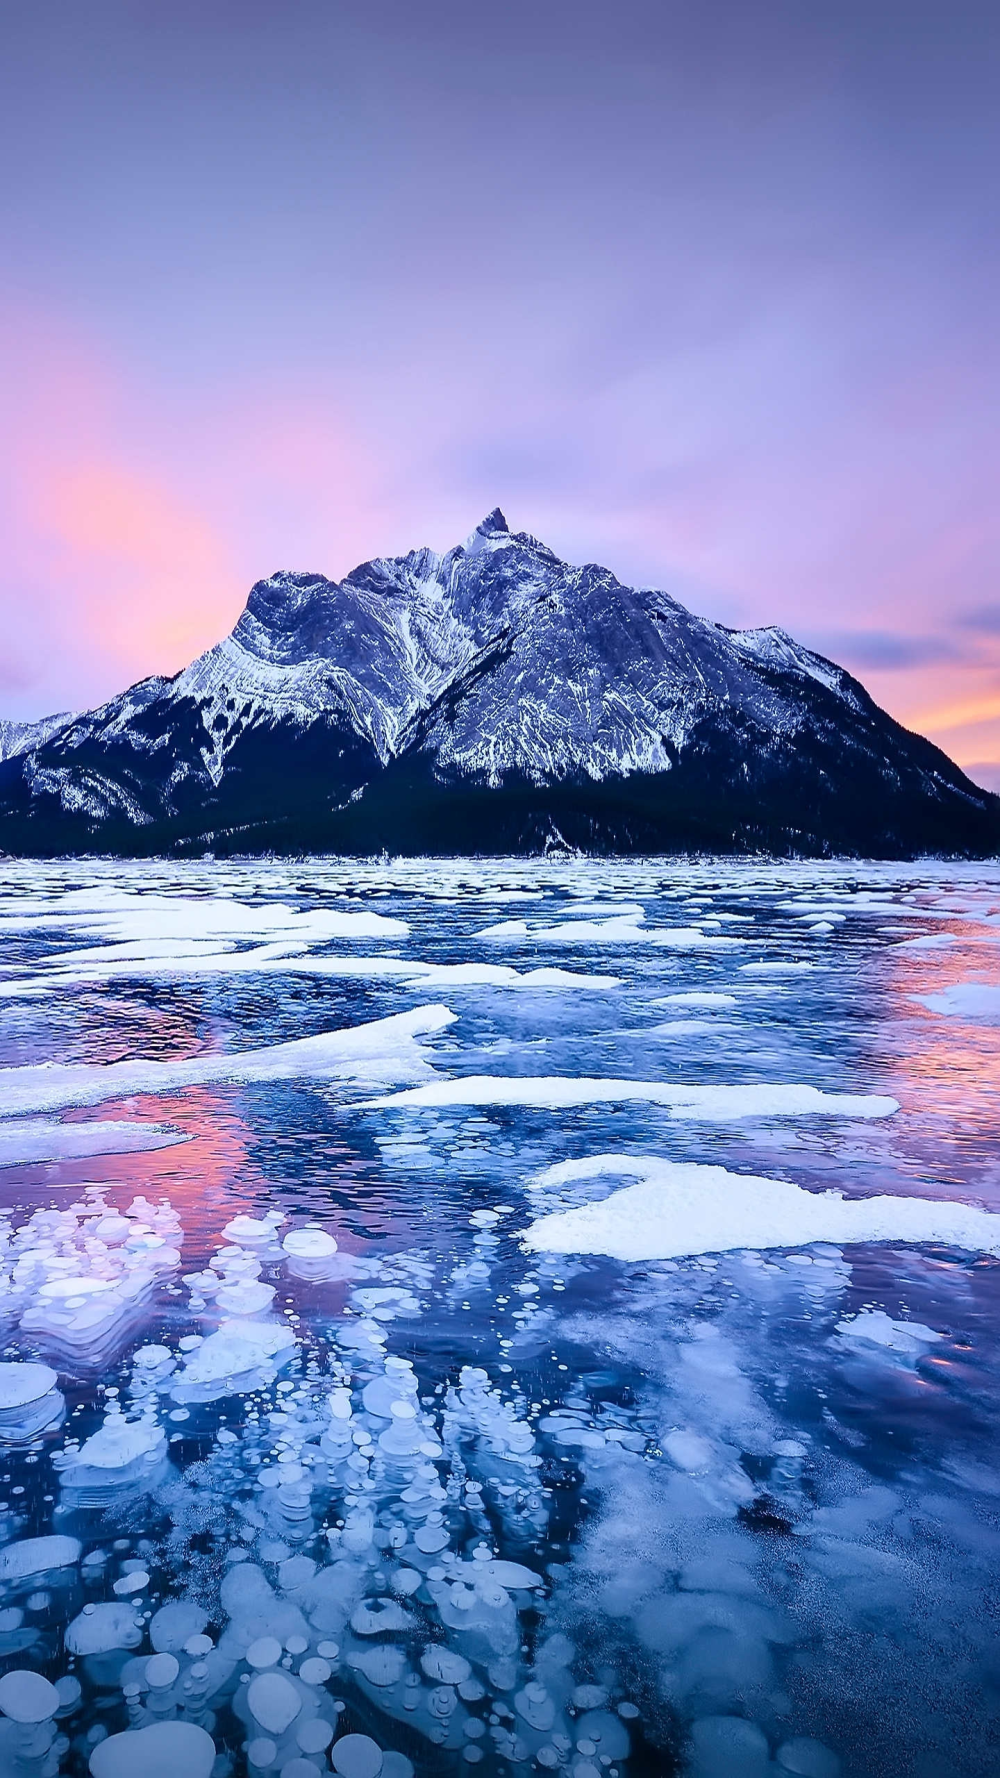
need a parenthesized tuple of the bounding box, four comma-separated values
(10, 509, 861, 792)
(0, 509, 996, 857)
(723, 626, 857, 701)
(175, 554, 476, 771)
(407, 558, 828, 785)
(0, 712, 76, 763)
(131, 510, 547, 785)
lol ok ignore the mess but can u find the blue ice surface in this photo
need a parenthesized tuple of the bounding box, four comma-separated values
(0, 856, 997, 1777)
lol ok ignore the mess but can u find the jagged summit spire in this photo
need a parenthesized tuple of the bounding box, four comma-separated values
(464, 507, 511, 554)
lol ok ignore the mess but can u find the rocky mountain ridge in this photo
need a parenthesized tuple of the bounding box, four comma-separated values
(0, 509, 996, 858)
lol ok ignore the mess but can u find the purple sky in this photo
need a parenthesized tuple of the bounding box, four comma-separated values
(2, 1, 998, 783)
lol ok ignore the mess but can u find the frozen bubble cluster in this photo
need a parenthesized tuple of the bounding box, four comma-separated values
(0, 1295, 655, 1778)
(0, 856, 997, 1775)
(0, 1361, 64, 1442)
(0, 1190, 183, 1362)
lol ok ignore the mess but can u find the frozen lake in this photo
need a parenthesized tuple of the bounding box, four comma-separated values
(0, 855, 998, 1778)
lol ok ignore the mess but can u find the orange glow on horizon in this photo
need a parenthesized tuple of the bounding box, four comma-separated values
(906, 693, 1000, 738)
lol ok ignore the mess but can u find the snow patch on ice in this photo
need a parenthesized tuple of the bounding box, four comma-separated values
(652, 993, 738, 1009)
(0, 1006, 455, 1118)
(0, 886, 409, 945)
(911, 983, 1000, 1021)
(365, 1076, 898, 1122)
(835, 1311, 944, 1353)
(0, 1119, 188, 1168)
(740, 960, 814, 975)
(479, 914, 746, 948)
(0, 947, 620, 999)
(520, 1155, 1000, 1261)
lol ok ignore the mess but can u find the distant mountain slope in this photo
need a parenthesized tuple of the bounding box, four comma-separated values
(0, 710, 77, 763)
(0, 510, 996, 858)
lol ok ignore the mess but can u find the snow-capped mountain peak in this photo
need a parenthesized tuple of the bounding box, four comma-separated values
(463, 506, 512, 554)
(0, 512, 995, 858)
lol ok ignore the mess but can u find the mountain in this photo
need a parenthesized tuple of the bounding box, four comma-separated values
(0, 711, 77, 764)
(0, 509, 996, 858)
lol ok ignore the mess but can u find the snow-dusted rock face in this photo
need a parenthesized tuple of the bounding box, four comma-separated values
(0, 510, 996, 857)
(0, 711, 77, 763)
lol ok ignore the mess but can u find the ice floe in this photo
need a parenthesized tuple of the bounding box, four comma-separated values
(365, 1076, 898, 1121)
(521, 1155, 1000, 1260)
(0, 1119, 189, 1168)
(911, 982, 1000, 1020)
(478, 914, 747, 948)
(0, 1005, 455, 1119)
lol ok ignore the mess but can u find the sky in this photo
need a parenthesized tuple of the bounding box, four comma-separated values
(1, 0, 998, 785)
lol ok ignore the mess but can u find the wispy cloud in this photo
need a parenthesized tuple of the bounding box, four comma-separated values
(958, 604, 1000, 635)
(809, 632, 967, 671)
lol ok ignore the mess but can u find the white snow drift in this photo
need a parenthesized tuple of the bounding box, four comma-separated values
(521, 1155, 1000, 1261)
(365, 1076, 898, 1122)
(0, 1006, 455, 1119)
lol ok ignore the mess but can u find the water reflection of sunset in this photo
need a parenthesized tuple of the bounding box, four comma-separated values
(872, 929, 1000, 1202)
(3, 1087, 256, 1247)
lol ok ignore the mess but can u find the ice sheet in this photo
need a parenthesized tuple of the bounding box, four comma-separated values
(0, 1006, 455, 1118)
(364, 1075, 898, 1121)
(0, 1119, 189, 1168)
(0, 857, 997, 1777)
(478, 915, 747, 948)
(521, 1155, 1000, 1260)
(911, 983, 1000, 1021)
(0, 948, 618, 998)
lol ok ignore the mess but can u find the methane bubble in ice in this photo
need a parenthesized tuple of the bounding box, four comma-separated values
(283, 1227, 338, 1258)
(331, 1734, 384, 1778)
(89, 1720, 217, 1778)
(0, 1361, 63, 1440)
(0, 1669, 59, 1722)
(0, 1536, 81, 1583)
